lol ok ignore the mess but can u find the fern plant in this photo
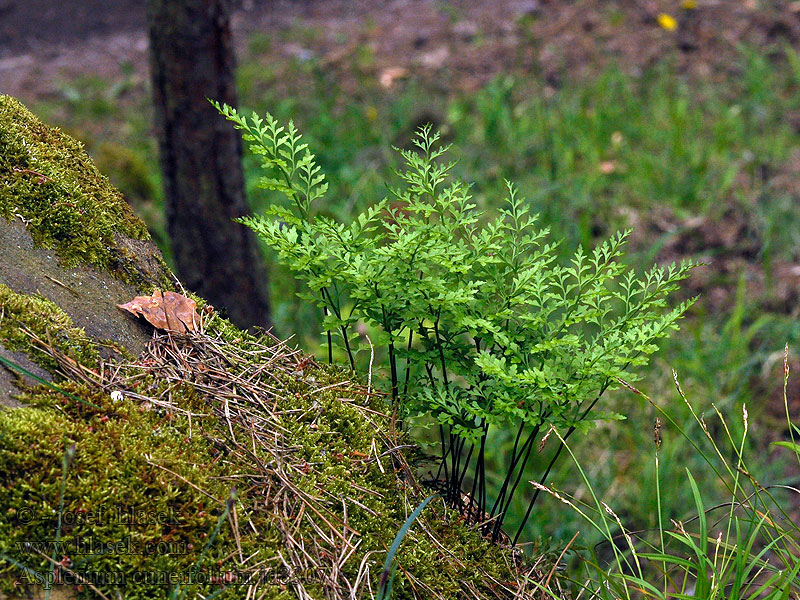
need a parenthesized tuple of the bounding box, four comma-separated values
(215, 101, 696, 543)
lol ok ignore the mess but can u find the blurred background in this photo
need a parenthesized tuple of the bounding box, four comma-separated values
(2, 0, 800, 553)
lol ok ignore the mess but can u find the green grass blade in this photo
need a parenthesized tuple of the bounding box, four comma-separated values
(377, 494, 435, 600)
(771, 441, 800, 454)
(0, 354, 104, 411)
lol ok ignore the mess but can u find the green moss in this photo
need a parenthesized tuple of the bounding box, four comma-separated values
(266, 363, 521, 598)
(0, 384, 267, 600)
(0, 95, 152, 276)
(0, 315, 530, 599)
(0, 284, 99, 372)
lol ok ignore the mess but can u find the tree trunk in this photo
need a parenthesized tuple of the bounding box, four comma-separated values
(147, 0, 272, 331)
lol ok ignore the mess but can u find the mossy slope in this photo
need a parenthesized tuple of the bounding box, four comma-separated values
(0, 98, 535, 599)
(0, 94, 165, 282)
(0, 96, 173, 401)
(0, 323, 529, 599)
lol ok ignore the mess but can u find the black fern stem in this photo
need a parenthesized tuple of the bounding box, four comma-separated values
(321, 288, 355, 368)
(490, 423, 531, 518)
(513, 437, 565, 546)
(427, 359, 452, 483)
(433, 425, 456, 486)
(512, 387, 608, 544)
(492, 424, 540, 542)
(479, 421, 489, 517)
(340, 324, 355, 370)
(457, 441, 475, 500)
(444, 443, 452, 502)
(378, 295, 399, 402)
(467, 422, 489, 522)
(322, 306, 333, 363)
(432, 313, 459, 499)
(388, 339, 399, 403)
(480, 442, 487, 528)
(432, 317, 449, 391)
(437, 424, 450, 484)
(402, 328, 414, 398)
(433, 430, 453, 487)
(448, 433, 458, 503)
(448, 433, 461, 504)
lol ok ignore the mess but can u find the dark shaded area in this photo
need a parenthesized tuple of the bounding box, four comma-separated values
(147, 0, 272, 331)
(0, 0, 147, 57)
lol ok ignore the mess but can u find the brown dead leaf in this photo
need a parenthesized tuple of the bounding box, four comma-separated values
(117, 290, 199, 333)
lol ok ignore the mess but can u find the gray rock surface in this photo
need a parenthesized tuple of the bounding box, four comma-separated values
(0, 216, 162, 408)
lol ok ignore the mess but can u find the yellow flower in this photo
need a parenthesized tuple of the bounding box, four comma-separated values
(681, 0, 697, 8)
(657, 13, 678, 31)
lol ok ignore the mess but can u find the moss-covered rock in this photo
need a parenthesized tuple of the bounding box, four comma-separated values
(0, 95, 168, 283)
(0, 97, 540, 599)
(0, 95, 174, 405)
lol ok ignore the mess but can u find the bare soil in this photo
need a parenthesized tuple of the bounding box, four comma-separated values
(3, 0, 800, 100)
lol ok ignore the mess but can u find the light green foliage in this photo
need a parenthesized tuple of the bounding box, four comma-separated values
(218, 104, 695, 538)
(447, 49, 800, 253)
(550, 374, 800, 598)
(214, 101, 328, 221)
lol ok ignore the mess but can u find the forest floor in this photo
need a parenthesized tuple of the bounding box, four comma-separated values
(3, 0, 800, 99)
